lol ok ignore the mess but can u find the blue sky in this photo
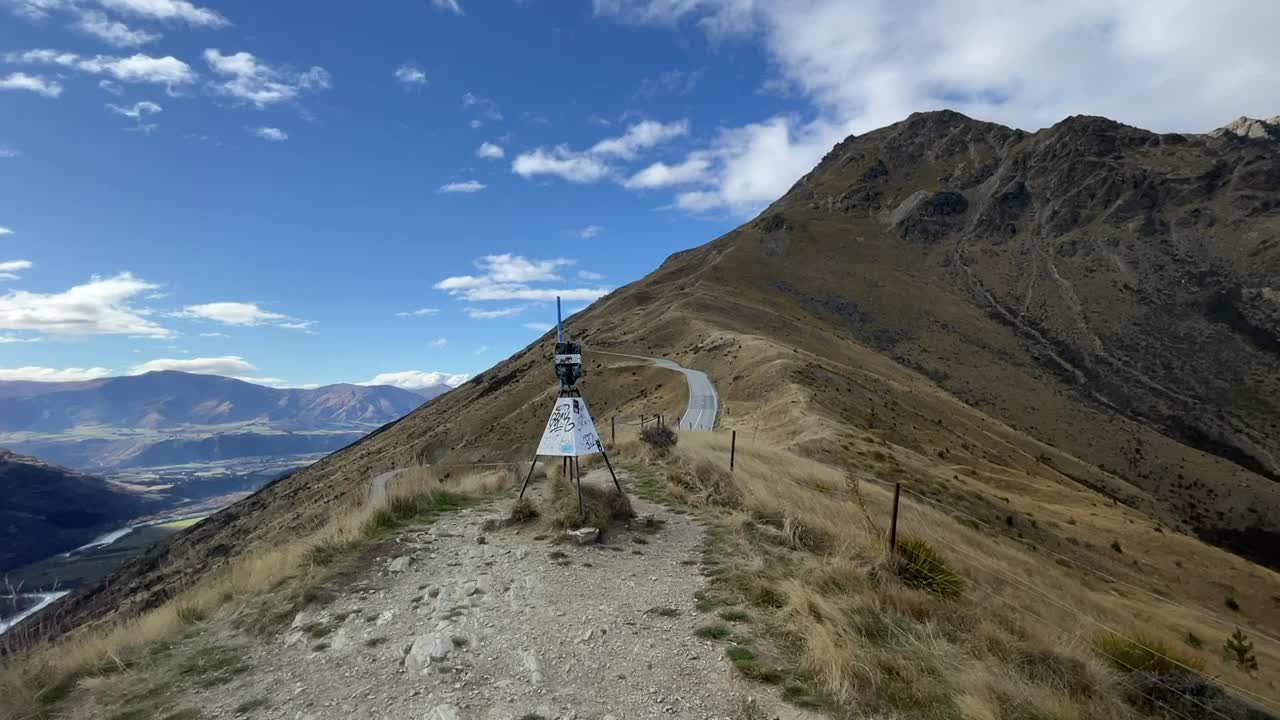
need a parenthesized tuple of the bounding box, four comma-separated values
(2, 0, 1277, 390)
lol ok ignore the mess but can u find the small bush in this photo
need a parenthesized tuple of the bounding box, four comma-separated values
(174, 603, 207, 625)
(1223, 627, 1259, 674)
(718, 608, 751, 623)
(1093, 631, 1205, 674)
(544, 478, 633, 532)
(640, 425, 679, 454)
(508, 498, 539, 523)
(893, 536, 963, 599)
(1184, 632, 1203, 649)
(1224, 596, 1240, 612)
(1110, 540, 1123, 553)
(695, 623, 732, 640)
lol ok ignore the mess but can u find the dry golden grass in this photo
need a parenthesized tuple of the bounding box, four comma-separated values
(650, 432, 1280, 720)
(0, 464, 512, 720)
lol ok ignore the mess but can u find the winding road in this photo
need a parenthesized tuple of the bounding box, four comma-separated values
(597, 351, 719, 431)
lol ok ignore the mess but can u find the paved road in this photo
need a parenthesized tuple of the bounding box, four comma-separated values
(597, 351, 719, 431)
(367, 469, 400, 506)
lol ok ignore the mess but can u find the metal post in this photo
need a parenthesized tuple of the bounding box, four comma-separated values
(730, 430, 737, 472)
(518, 456, 539, 499)
(889, 483, 901, 554)
(598, 443, 626, 496)
(573, 456, 584, 520)
(611, 415, 616, 444)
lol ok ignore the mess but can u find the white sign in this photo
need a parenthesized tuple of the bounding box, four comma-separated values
(536, 396, 602, 457)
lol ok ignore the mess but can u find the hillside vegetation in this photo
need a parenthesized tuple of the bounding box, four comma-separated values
(6, 111, 1280, 718)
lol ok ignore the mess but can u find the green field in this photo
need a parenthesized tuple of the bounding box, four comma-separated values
(156, 517, 205, 530)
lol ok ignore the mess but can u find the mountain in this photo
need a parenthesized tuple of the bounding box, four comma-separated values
(0, 449, 149, 573)
(0, 372, 431, 469)
(38, 110, 1280, 634)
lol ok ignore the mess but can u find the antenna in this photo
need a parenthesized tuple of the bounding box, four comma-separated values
(556, 296, 564, 343)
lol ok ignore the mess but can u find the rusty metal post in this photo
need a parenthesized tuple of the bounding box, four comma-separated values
(889, 483, 901, 554)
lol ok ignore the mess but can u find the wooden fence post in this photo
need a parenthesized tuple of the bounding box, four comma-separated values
(611, 415, 616, 443)
(730, 430, 737, 472)
(889, 483, 901, 553)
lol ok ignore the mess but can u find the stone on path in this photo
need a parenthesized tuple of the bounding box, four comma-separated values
(426, 704, 461, 720)
(388, 556, 412, 573)
(567, 527, 599, 545)
(405, 630, 455, 673)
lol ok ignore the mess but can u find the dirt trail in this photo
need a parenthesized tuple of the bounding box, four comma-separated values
(163, 470, 785, 720)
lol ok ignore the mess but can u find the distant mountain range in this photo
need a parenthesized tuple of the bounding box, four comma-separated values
(0, 371, 442, 469)
(0, 449, 149, 573)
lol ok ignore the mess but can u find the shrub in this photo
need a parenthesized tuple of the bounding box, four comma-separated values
(1223, 627, 1258, 674)
(1224, 596, 1240, 612)
(1093, 631, 1205, 674)
(543, 478, 633, 532)
(507, 498, 539, 524)
(640, 425, 678, 455)
(1110, 540, 1123, 553)
(893, 536, 963, 599)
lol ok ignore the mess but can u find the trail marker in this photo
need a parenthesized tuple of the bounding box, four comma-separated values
(518, 297, 628, 517)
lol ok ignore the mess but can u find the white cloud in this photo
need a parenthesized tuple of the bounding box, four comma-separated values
(435, 253, 609, 303)
(577, 270, 605, 281)
(595, 0, 1280, 214)
(98, 78, 123, 94)
(203, 49, 330, 108)
(465, 306, 524, 319)
(462, 92, 502, 121)
(394, 63, 426, 85)
(198, 331, 228, 337)
(251, 126, 287, 141)
(523, 323, 553, 332)
(623, 154, 712, 189)
(0, 72, 63, 97)
(0, 259, 33, 280)
(0, 334, 40, 343)
(361, 370, 470, 391)
(6, 49, 197, 87)
(177, 301, 311, 329)
(76, 10, 161, 47)
(98, 0, 229, 27)
(512, 119, 688, 184)
(589, 118, 688, 159)
(431, 0, 463, 14)
(431, 337, 448, 347)
(0, 227, 12, 234)
(439, 180, 486, 193)
(130, 355, 256, 376)
(635, 67, 704, 99)
(469, 119, 482, 129)
(476, 141, 504, 159)
(578, 225, 604, 239)
(396, 308, 440, 317)
(4, 0, 68, 22)
(0, 272, 170, 337)
(0, 147, 18, 158)
(474, 345, 489, 354)
(0, 366, 113, 382)
(512, 146, 612, 183)
(107, 99, 161, 118)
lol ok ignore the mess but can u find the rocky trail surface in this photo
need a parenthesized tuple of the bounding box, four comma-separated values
(161, 473, 791, 720)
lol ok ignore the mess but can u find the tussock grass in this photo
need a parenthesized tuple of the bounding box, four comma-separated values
(537, 476, 633, 533)
(614, 432, 1275, 720)
(1093, 631, 1205, 674)
(0, 464, 510, 720)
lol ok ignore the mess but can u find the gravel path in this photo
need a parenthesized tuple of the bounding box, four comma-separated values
(181, 476, 770, 720)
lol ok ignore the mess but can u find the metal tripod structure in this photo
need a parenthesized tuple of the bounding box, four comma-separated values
(517, 298, 629, 519)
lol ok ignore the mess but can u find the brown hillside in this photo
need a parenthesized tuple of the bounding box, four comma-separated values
(35, 110, 1280, 640)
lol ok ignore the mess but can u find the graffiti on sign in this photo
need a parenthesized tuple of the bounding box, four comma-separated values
(536, 397, 602, 457)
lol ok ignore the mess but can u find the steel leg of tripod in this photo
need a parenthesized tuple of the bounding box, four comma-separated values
(517, 455, 539, 500)
(573, 456, 584, 519)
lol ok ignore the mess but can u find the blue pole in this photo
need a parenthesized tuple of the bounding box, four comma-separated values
(556, 295, 564, 343)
